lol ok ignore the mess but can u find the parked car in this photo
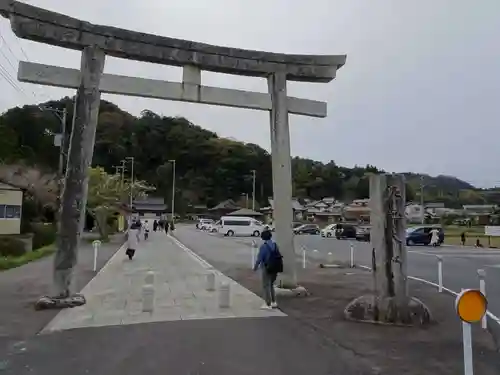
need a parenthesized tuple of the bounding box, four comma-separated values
(294, 224, 320, 235)
(321, 223, 338, 238)
(206, 221, 220, 233)
(355, 226, 370, 242)
(196, 218, 213, 229)
(406, 225, 444, 246)
(335, 223, 357, 239)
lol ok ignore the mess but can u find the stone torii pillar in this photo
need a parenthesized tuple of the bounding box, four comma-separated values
(0, 0, 346, 305)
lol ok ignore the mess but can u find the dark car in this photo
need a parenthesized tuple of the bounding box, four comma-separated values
(406, 225, 444, 246)
(294, 224, 320, 235)
(335, 223, 357, 239)
(355, 226, 371, 242)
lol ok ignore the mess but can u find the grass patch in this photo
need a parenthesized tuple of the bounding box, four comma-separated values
(444, 235, 500, 248)
(0, 244, 56, 271)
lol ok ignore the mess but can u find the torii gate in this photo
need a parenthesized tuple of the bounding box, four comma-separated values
(0, 0, 346, 304)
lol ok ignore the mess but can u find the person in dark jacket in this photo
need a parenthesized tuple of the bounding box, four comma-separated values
(253, 229, 279, 310)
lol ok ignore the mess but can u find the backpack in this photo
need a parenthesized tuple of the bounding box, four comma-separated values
(265, 242, 284, 274)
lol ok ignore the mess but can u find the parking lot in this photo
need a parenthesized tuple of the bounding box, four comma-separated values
(187, 224, 500, 319)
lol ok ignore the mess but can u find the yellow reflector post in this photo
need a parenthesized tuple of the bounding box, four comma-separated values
(455, 289, 487, 323)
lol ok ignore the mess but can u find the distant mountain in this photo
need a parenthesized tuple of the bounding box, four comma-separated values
(403, 173, 475, 192)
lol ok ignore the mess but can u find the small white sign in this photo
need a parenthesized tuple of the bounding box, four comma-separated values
(53, 134, 62, 147)
(485, 226, 500, 236)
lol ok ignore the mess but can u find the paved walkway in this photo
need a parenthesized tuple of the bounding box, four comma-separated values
(43, 231, 284, 332)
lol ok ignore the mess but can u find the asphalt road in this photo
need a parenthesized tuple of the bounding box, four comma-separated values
(181, 226, 500, 319)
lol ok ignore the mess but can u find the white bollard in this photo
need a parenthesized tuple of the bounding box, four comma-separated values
(349, 242, 354, 268)
(92, 240, 101, 272)
(478, 269, 487, 329)
(327, 252, 333, 264)
(302, 247, 306, 269)
(219, 282, 231, 308)
(145, 270, 155, 285)
(142, 284, 155, 312)
(251, 240, 257, 268)
(206, 272, 216, 291)
(437, 256, 443, 293)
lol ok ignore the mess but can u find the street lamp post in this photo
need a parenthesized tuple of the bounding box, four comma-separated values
(251, 169, 256, 211)
(169, 160, 176, 223)
(125, 156, 134, 222)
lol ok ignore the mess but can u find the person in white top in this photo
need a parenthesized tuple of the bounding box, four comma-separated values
(126, 220, 141, 260)
(429, 228, 440, 247)
(143, 220, 150, 240)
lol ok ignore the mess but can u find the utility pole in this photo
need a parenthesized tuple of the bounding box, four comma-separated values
(39, 105, 67, 218)
(169, 160, 176, 223)
(251, 169, 256, 211)
(420, 175, 425, 224)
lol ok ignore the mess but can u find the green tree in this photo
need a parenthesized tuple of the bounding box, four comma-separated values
(87, 167, 154, 239)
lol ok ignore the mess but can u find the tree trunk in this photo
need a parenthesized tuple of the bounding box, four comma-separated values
(93, 208, 109, 241)
(52, 46, 105, 298)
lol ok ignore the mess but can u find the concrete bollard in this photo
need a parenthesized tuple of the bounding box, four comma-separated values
(327, 252, 333, 264)
(349, 242, 354, 268)
(219, 282, 231, 308)
(92, 240, 101, 272)
(302, 247, 306, 269)
(206, 272, 216, 291)
(478, 268, 487, 329)
(145, 270, 155, 285)
(142, 284, 155, 312)
(436, 256, 443, 293)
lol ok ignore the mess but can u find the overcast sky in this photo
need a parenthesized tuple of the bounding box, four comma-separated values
(0, 0, 499, 188)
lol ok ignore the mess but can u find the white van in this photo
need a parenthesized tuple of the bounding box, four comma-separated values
(220, 216, 265, 237)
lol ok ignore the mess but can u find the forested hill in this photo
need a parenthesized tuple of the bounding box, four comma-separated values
(0, 97, 484, 211)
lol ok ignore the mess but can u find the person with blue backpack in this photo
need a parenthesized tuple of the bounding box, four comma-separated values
(253, 229, 283, 310)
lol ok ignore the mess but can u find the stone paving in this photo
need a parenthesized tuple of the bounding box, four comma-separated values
(43, 231, 284, 333)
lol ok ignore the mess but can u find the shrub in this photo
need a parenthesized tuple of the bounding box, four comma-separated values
(0, 244, 55, 271)
(31, 223, 57, 250)
(0, 237, 26, 257)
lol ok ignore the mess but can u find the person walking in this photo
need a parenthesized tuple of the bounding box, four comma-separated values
(253, 229, 283, 310)
(153, 220, 158, 232)
(429, 227, 440, 247)
(460, 231, 466, 246)
(125, 220, 141, 260)
(143, 220, 150, 240)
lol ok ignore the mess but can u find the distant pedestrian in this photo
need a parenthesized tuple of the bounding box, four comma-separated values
(153, 220, 158, 232)
(460, 231, 466, 246)
(475, 239, 483, 248)
(126, 220, 141, 260)
(143, 220, 150, 240)
(253, 230, 283, 310)
(170, 221, 175, 232)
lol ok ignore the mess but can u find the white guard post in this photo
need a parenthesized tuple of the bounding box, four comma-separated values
(437, 255, 443, 293)
(455, 289, 488, 375)
(349, 242, 354, 268)
(92, 240, 101, 272)
(251, 240, 257, 268)
(302, 246, 306, 269)
(477, 269, 487, 329)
